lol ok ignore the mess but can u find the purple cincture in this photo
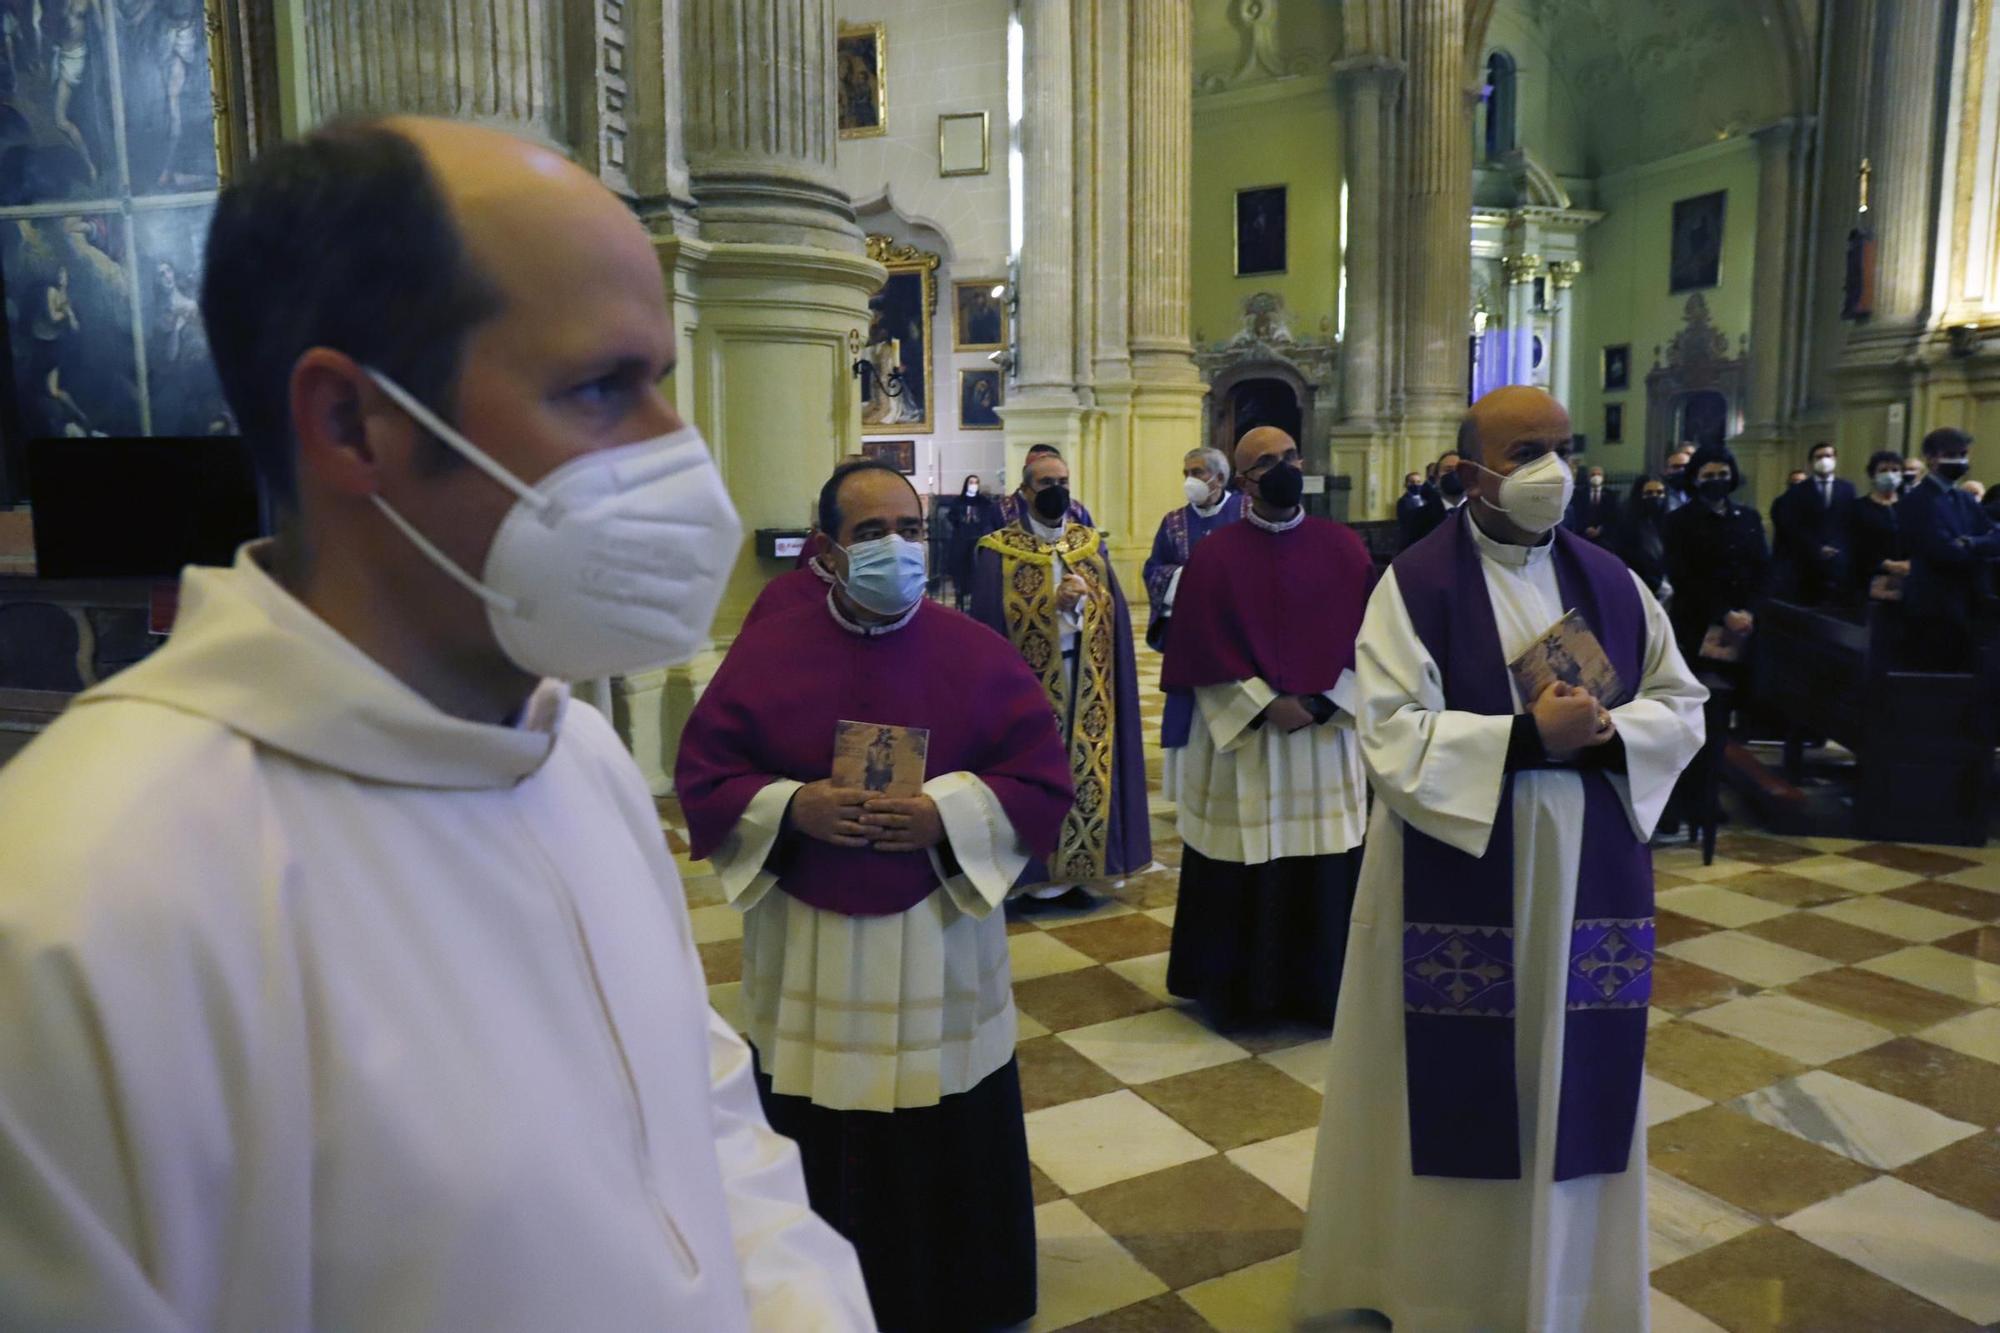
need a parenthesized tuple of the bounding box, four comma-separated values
(1392, 509, 1654, 1182)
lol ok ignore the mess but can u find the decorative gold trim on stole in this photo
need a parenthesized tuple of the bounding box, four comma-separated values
(977, 524, 1117, 881)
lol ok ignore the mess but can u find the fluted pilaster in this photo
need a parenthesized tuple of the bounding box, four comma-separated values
(682, 0, 859, 249)
(1863, 3, 1951, 330)
(1016, 0, 1080, 400)
(1333, 57, 1404, 429)
(302, 0, 564, 145)
(1750, 118, 1808, 429)
(1128, 0, 1194, 370)
(1092, 0, 1133, 381)
(1404, 0, 1474, 424)
(1548, 261, 1579, 409)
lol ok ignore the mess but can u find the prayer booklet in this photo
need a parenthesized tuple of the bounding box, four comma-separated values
(832, 720, 931, 798)
(1508, 609, 1629, 708)
(1698, 622, 1746, 662)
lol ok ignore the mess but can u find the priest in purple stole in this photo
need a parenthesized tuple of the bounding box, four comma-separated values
(1297, 388, 1706, 1332)
(676, 460, 1073, 1332)
(1160, 428, 1374, 1026)
(1143, 446, 1247, 804)
(970, 448, 1151, 903)
(994, 443, 1095, 529)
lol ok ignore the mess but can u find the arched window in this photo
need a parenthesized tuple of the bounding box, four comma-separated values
(1484, 51, 1517, 160)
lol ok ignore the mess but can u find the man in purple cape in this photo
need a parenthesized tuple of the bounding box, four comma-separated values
(970, 447, 1150, 908)
(1297, 387, 1706, 1332)
(1143, 445, 1246, 803)
(1159, 427, 1373, 1026)
(993, 442, 1095, 528)
(676, 460, 1073, 1331)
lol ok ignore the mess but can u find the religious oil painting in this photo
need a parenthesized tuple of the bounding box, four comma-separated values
(1669, 190, 1725, 293)
(953, 279, 1006, 351)
(0, 0, 236, 440)
(837, 21, 886, 139)
(959, 368, 1002, 431)
(1604, 402, 1623, 443)
(860, 438, 914, 475)
(1601, 343, 1629, 392)
(1, 211, 141, 439)
(832, 719, 929, 798)
(1235, 184, 1287, 277)
(861, 235, 937, 435)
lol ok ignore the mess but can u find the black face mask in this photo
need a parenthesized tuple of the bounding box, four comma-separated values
(1697, 477, 1733, 502)
(1407, 482, 1424, 496)
(1935, 459, 1972, 483)
(1257, 462, 1305, 509)
(1032, 484, 1071, 522)
(1439, 472, 1466, 499)
(1642, 496, 1666, 513)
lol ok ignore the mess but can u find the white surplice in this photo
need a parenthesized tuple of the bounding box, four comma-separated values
(0, 546, 872, 1333)
(1297, 520, 1706, 1333)
(706, 598, 1033, 1114)
(1175, 670, 1365, 864)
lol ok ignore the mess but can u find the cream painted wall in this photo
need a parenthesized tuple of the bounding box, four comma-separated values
(1573, 138, 1761, 479)
(1479, 6, 1589, 180)
(833, 0, 1013, 499)
(1190, 84, 1343, 348)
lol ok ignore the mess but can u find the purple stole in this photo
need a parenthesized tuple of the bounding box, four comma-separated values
(1393, 510, 1654, 1181)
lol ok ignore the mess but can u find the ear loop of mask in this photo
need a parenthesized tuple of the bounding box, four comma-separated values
(364, 369, 545, 617)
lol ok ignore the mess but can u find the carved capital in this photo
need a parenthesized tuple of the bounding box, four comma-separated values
(1547, 260, 1581, 290)
(1501, 254, 1545, 286)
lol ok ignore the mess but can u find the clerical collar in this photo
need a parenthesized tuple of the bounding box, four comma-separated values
(1443, 496, 1466, 510)
(826, 589, 920, 637)
(1468, 509, 1554, 568)
(1027, 513, 1068, 543)
(808, 555, 836, 585)
(1246, 505, 1304, 534)
(1191, 494, 1228, 519)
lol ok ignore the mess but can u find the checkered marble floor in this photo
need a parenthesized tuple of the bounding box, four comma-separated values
(662, 634, 2000, 1332)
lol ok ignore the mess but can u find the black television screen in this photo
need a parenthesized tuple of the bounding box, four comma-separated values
(26, 437, 266, 579)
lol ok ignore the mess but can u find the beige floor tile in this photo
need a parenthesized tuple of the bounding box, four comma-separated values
(1012, 930, 1102, 982)
(1860, 945, 2000, 1004)
(1059, 1008, 1250, 1086)
(1018, 1011, 1051, 1041)
(1651, 850, 1759, 883)
(1105, 951, 1177, 1006)
(1689, 993, 1894, 1065)
(1647, 1168, 1761, 1270)
(1646, 1074, 1712, 1127)
(1177, 1249, 1300, 1333)
(1781, 854, 1929, 895)
(1226, 1127, 1319, 1210)
(1258, 1037, 1333, 1093)
(1648, 1288, 1729, 1333)
(1730, 1070, 1981, 1170)
(1782, 1177, 2000, 1324)
(1940, 862, 2000, 893)
(687, 903, 743, 944)
(1810, 895, 1972, 944)
(1661, 931, 1838, 988)
(1655, 884, 1794, 928)
(1920, 1008, 2000, 1066)
(1071, 1156, 1302, 1291)
(1026, 1199, 1170, 1332)
(1136, 1058, 1324, 1152)
(1026, 1090, 1217, 1195)
(1653, 1225, 1975, 1333)
(1147, 905, 1177, 927)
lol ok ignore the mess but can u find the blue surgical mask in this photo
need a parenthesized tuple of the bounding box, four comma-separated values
(839, 535, 927, 616)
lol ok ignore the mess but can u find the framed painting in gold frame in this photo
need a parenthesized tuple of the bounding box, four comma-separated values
(952, 279, 1008, 351)
(861, 235, 939, 436)
(838, 22, 887, 139)
(959, 369, 1003, 430)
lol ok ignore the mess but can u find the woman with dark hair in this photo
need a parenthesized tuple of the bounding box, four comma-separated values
(1850, 449, 1912, 602)
(1663, 442, 1769, 668)
(1615, 474, 1672, 600)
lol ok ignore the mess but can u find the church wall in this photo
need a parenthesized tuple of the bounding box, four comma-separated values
(1575, 138, 1761, 480)
(1189, 84, 1343, 356)
(1479, 5, 1589, 182)
(830, 0, 1012, 499)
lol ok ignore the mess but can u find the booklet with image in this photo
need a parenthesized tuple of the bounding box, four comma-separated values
(831, 720, 931, 798)
(1508, 609, 1629, 708)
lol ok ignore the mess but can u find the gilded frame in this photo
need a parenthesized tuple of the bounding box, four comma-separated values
(952, 279, 1008, 352)
(837, 21, 888, 139)
(861, 234, 940, 436)
(959, 368, 1004, 431)
(1234, 184, 1288, 277)
(938, 111, 989, 177)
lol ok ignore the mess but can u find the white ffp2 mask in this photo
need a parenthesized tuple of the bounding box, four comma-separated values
(1183, 475, 1213, 507)
(1476, 451, 1575, 535)
(366, 370, 742, 680)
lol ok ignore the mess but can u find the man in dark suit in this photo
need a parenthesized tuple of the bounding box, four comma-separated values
(1770, 442, 1856, 606)
(1564, 463, 1619, 544)
(1395, 470, 1429, 547)
(1408, 448, 1466, 543)
(1900, 427, 2000, 670)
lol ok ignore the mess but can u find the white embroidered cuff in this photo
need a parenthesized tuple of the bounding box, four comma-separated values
(712, 778, 804, 912)
(926, 771, 1030, 918)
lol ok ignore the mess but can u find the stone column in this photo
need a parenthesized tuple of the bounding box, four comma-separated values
(1089, 0, 1137, 579)
(1122, 0, 1206, 591)
(1005, 0, 1087, 478)
(682, 0, 860, 250)
(1502, 255, 1540, 387)
(299, 0, 566, 146)
(1743, 116, 1817, 511)
(1860, 2, 1951, 335)
(1332, 58, 1405, 433)
(1402, 0, 1475, 453)
(1547, 260, 1579, 410)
